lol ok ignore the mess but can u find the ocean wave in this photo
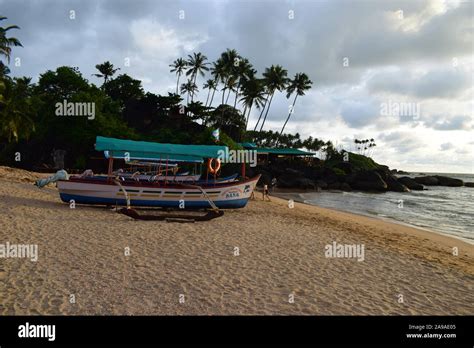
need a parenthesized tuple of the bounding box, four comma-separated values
(303, 189, 473, 244)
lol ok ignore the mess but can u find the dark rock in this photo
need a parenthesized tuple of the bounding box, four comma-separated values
(340, 183, 352, 191)
(385, 175, 410, 192)
(398, 177, 424, 190)
(378, 165, 390, 173)
(276, 174, 298, 188)
(350, 170, 388, 191)
(333, 161, 353, 174)
(413, 175, 463, 187)
(321, 167, 339, 184)
(414, 176, 439, 186)
(375, 168, 389, 181)
(327, 182, 341, 190)
(390, 168, 409, 175)
(284, 168, 304, 176)
(434, 175, 464, 187)
(277, 174, 316, 190)
(316, 180, 328, 189)
(465, 182, 474, 187)
(295, 177, 316, 190)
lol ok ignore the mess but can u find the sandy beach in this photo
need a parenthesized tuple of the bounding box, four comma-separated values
(0, 166, 473, 315)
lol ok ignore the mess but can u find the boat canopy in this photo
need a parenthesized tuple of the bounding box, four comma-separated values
(104, 150, 204, 163)
(96, 136, 228, 163)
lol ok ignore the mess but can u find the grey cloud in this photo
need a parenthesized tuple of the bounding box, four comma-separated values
(379, 131, 425, 153)
(367, 68, 471, 99)
(440, 142, 454, 151)
(423, 114, 473, 131)
(2, 0, 472, 136)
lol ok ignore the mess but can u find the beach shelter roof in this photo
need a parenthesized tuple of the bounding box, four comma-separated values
(239, 142, 257, 148)
(96, 136, 228, 162)
(255, 147, 315, 156)
(238, 142, 314, 156)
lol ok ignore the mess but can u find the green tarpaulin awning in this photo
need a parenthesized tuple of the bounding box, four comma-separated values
(254, 147, 315, 156)
(104, 150, 204, 163)
(96, 136, 228, 162)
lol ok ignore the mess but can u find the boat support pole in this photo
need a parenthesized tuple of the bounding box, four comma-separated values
(114, 178, 131, 210)
(182, 184, 219, 211)
(107, 158, 114, 182)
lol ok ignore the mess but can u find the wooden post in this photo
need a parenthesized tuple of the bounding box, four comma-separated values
(165, 157, 168, 186)
(107, 157, 114, 182)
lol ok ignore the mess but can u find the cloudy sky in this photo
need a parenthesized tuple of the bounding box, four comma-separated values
(2, 0, 473, 173)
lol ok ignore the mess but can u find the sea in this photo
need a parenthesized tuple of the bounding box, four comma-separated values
(300, 173, 474, 244)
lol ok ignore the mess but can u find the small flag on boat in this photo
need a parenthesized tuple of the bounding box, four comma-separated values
(212, 129, 220, 142)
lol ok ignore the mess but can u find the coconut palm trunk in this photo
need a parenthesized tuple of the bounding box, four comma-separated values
(221, 78, 228, 104)
(225, 89, 232, 104)
(279, 94, 298, 135)
(253, 97, 268, 131)
(233, 83, 241, 108)
(176, 73, 181, 94)
(245, 104, 253, 129)
(259, 92, 275, 131)
(209, 87, 216, 107)
(205, 87, 211, 107)
(190, 73, 196, 102)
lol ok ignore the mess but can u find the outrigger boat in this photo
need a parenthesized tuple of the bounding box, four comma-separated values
(115, 172, 238, 183)
(56, 136, 259, 210)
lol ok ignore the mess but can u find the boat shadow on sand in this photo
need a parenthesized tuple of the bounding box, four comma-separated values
(12, 191, 224, 223)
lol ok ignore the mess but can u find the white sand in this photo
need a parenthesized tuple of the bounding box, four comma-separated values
(0, 166, 473, 315)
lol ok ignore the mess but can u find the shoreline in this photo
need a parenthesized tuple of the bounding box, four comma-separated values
(270, 188, 474, 246)
(1, 166, 473, 315)
(270, 193, 474, 257)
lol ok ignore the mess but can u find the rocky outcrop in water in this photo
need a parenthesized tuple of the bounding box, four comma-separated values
(413, 175, 464, 187)
(375, 169, 410, 192)
(414, 176, 439, 185)
(433, 175, 464, 187)
(348, 170, 387, 191)
(397, 177, 424, 190)
(249, 157, 466, 193)
(385, 175, 410, 192)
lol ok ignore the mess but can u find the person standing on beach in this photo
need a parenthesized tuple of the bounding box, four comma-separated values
(271, 177, 277, 192)
(263, 184, 271, 201)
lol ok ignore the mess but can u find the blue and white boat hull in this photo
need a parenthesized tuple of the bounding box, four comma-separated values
(57, 175, 259, 209)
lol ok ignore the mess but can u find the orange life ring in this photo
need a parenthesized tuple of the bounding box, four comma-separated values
(208, 158, 221, 175)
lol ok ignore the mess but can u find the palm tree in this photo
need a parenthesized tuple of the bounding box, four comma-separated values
(186, 52, 209, 102)
(0, 17, 22, 64)
(240, 78, 266, 129)
(180, 79, 198, 105)
(169, 58, 188, 94)
(0, 77, 36, 143)
(232, 58, 254, 108)
(93, 61, 120, 87)
(203, 79, 217, 107)
(0, 75, 6, 105)
(0, 61, 10, 76)
(224, 77, 237, 104)
(258, 65, 288, 131)
(209, 59, 225, 107)
(279, 73, 313, 135)
(252, 85, 269, 131)
(219, 49, 239, 104)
